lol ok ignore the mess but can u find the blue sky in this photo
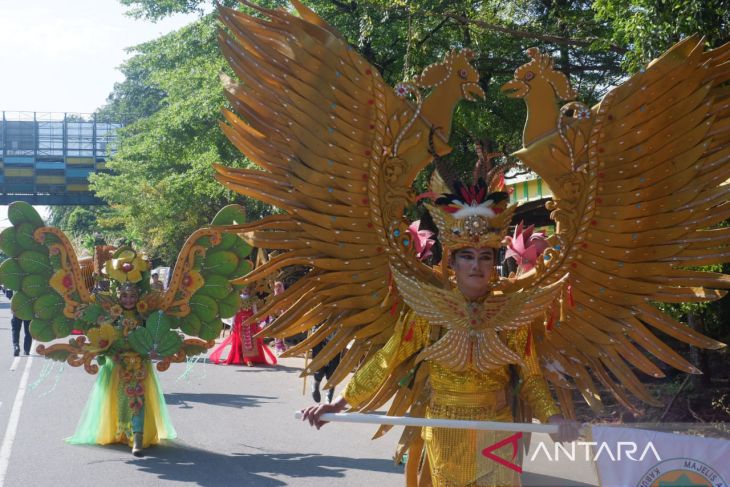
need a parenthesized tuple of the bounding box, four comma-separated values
(0, 0, 201, 226)
(0, 0, 200, 114)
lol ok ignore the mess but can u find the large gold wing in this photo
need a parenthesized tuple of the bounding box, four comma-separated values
(503, 36, 730, 414)
(213, 1, 485, 384)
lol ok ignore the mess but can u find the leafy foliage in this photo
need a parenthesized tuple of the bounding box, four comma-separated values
(79, 15, 273, 263)
(594, 0, 730, 73)
(119, 0, 238, 21)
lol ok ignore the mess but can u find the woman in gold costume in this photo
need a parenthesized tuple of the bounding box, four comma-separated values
(302, 179, 579, 486)
(214, 3, 730, 485)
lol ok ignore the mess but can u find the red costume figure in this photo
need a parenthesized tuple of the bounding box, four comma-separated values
(210, 292, 276, 366)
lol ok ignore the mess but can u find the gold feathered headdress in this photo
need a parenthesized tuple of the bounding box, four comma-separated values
(425, 174, 516, 250)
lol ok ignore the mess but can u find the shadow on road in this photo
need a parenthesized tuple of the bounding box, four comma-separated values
(234, 364, 302, 374)
(164, 392, 277, 409)
(130, 443, 401, 486)
(195, 359, 301, 374)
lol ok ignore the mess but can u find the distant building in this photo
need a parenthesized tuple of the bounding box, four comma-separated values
(0, 111, 121, 204)
(506, 170, 552, 204)
(506, 170, 554, 229)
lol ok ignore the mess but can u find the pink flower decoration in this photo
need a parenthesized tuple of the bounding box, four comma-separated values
(504, 222, 549, 272)
(407, 220, 435, 261)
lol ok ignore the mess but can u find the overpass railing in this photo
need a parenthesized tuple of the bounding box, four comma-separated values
(0, 111, 121, 205)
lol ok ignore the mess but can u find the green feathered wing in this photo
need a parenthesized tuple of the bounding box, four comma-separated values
(0, 202, 253, 366)
(134, 204, 253, 359)
(0, 201, 93, 343)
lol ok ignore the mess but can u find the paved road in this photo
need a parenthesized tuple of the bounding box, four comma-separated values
(0, 298, 596, 486)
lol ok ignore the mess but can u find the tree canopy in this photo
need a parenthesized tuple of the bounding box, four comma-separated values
(83, 14, 273, 262)
(51, 0, 728, 265)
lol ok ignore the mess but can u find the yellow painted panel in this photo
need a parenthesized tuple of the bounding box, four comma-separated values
(508, 178, 553, 202)
(66, 184, 90, 191)
(36, 176, 66, 184)
(96, 162, 106, 169)
(66, 157, 95, 166)
(5, 168, 34, 177)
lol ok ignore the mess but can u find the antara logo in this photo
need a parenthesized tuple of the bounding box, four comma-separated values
(481, 432, 524, 473)
(529, 441, 662, 462)
(480, 433, 662, 473)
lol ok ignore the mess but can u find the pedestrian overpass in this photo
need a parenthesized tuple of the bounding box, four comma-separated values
(0, 111, 121, 205)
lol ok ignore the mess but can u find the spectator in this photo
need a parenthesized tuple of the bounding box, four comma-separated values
(310, 327, 341, 403)
(150, 273, 164, 292)
(271, 280, 287, 355)
(5, 289, 31, 356)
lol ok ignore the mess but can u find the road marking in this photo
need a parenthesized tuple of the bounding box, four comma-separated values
(0, 356, 33, 487)
(10, 341, 34, 371)
(8, 357, 20, 372)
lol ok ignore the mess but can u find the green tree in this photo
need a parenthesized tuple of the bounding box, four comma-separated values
(87, 14, 273, 263)
(594, 0, 730, 72)
(118, 0, 237, 20)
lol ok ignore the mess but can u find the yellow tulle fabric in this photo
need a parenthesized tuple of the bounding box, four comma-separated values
(68, 360, 176, 448)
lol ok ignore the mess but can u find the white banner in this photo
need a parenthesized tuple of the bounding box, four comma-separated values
(592, 425, 730, 487)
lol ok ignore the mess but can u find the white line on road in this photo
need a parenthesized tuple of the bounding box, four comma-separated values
(0, 356, 33, 487)
(10, 341, 35, 371)
(8, 357, 20, 372)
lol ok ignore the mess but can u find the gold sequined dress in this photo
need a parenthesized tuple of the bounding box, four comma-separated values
(343, 312, 559, 487)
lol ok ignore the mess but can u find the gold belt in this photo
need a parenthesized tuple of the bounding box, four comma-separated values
(429, 388, 508, 409)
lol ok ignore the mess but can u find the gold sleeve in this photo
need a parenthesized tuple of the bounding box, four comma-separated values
(343, 312, 429, 409)
(508, 326, 560, 423)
